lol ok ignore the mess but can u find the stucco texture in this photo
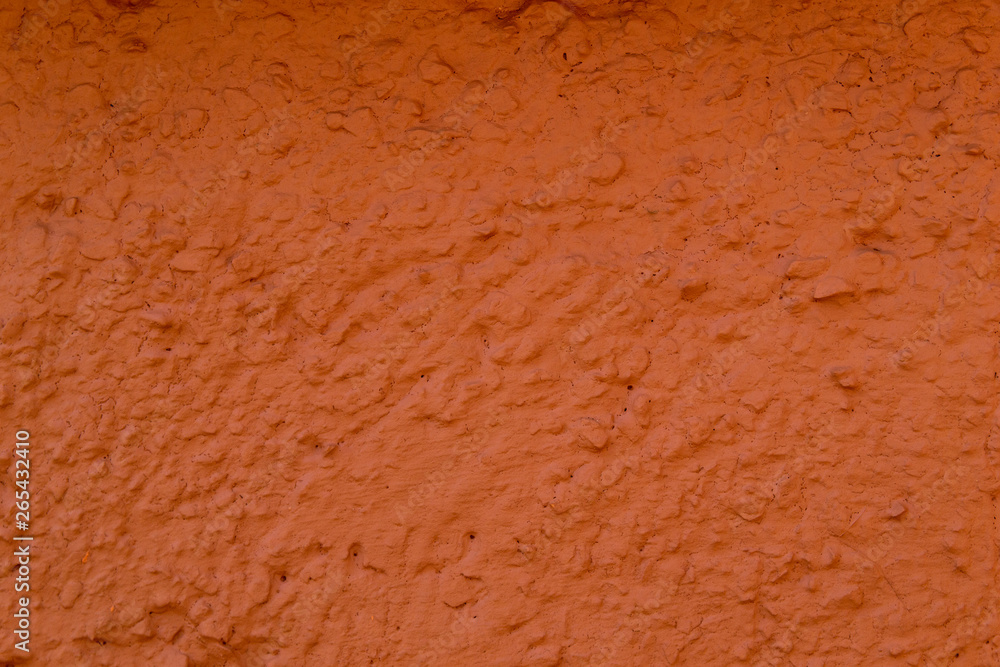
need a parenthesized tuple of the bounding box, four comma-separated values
(2, 0, 1000, 665)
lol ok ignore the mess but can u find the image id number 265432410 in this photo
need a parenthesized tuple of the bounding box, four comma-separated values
(13, 429, 31, 654)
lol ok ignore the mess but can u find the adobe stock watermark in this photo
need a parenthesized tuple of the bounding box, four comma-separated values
(13, 429, 32, 654)
(54, 65, 166, 173)
(383, 81, 491, 191)
(13, 0, 71, 48)
(340, 0, 403, 61)
(519, 120, 629, 218)
(679, 0, 753, 67)
(566, 249, 670, 350)
(412, 607, 477, 663)
(677, 298, 784, 404)
(892, 253, 996, 367)
(213, 0, 244, 21)
(392, 421, 498, 526)
(178, 107, 295, 224)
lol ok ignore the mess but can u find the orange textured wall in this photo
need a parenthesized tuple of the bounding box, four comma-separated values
(2, 0, 1000, 665)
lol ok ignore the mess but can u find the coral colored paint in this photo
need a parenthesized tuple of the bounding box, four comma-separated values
(2, 0, 999, 664)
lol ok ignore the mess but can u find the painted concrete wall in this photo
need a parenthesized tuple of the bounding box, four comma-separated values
(2, 0, 999, 664)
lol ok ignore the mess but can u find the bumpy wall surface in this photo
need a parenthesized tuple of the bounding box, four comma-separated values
(2, 0, 1000, 665)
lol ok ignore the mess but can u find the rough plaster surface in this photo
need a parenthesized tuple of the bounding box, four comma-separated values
(2, 0, 1000, 665)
